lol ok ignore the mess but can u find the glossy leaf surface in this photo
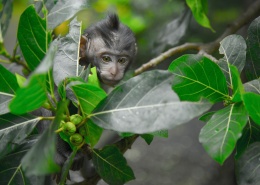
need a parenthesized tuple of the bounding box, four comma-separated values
(17, 5, 51, 71)
(0, 137, 44, 185)
(236, 142, 260, 185)
(53, 18, 84, 86)
(9, 40, 58, 114)
(169, 54, 229, 103)
(199, 103, 248, 164)
(218, 35, 246, 86)
(90, 70, 212, 134)
(243, 92, 260, 125)
(245, 16, 260, 81)
(0, 113, 40, 159)
(92, 146, 135, 185)
(21, 101, 68, 176)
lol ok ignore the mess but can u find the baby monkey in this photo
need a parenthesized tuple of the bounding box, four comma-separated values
(80, 13, 137, 86)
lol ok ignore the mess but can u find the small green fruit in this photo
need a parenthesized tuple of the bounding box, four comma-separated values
(70, 114, 83, 125)
(70, 133, 83, 146)
(79, 126, 87, 136)
(63, 122, 76, 136)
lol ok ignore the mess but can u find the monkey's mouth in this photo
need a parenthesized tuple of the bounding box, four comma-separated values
(101, 78, 120, 86)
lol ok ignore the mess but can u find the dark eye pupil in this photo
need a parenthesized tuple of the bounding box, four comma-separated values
(102, 56, 110, 62)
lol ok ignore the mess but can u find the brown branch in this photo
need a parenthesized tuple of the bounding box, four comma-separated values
(134, 43, 201, 76)
(134, 0, 260, 75)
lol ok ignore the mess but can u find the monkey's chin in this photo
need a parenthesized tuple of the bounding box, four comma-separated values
(101, 78, 120, 86)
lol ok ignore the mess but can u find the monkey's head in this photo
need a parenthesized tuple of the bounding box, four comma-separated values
(80, 14, 137, 86)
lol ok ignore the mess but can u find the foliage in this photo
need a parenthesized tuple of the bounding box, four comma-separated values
(0, 0, 259, 185)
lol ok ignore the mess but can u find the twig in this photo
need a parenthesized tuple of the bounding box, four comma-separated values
(134, 43, 201, 76)
(134, 0, 260, 75)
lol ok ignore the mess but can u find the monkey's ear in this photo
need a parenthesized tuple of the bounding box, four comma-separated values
(80, 35, 88, 58)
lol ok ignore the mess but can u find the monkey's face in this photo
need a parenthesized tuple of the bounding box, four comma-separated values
(95, 51, 130, 86)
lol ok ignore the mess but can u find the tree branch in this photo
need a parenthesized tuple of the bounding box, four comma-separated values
(134, 0, 260, 75)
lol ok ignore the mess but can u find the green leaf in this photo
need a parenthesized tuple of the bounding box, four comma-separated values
(141, 134, 154, 145)
(9, 40, 58, 114)
(168, 54, 229, 103)
(59, 148, 77, 185)
(15, 73, 26, 87)
(21, 100, 68, 176)
(90, 70, 212, 134)
(92, 146, 135, 185)
(0, 64, 19, 94)
(218, 35, 246, 86)
(185, 0, 214, 31)
(236, 142, 260, 185)
(199, 111, 216, 122)
(199, 103, 248, 165)
(236, 119, 260, 159)
(0, 113, 40, 159)
(0, 93, 13, 115)
(0, 0, 13, 37)
(230, 65, 244, 102)
(71, 83, 106, 116)
(17, 5, 51, 71)
(0, 136, 45, 185)
(243, 78, 260, 94)
(84, 119, 103, 147)
(243, 92, 260, 125)
(47, 0, 88, 29)
(53, 18, 84, 86)
(245, 16, 260, 81)
(150, 130, 168, 138)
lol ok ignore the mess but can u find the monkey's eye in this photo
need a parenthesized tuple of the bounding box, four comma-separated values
(118, 58, 127, 64)
(102, 56, 111, 62)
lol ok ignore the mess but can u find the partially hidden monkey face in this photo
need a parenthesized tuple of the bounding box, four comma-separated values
(95, 49, 131, 86)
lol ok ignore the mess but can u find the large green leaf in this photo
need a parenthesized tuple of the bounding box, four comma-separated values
(92, 145, 135, 185)
(0, 113, 40, 159)
(230, 65, 244, 102)
(0, 137, 44, 185)
(243, 92, 260, 125)
(70, 83, 106, 116)
(9, 40, 58, 114)
(17, 5, 51, 71)
(185, 0, 214, 31)
(21, 100, 68, 176)
(199, 103, 248, 165)
(53, 18, 84, 86)
(243, 78, 260, 94)
(46, 0, 88, 29)
(0, 0, 13, 37)
(236, 119, 260, 159)
(236, 142, 260, 185)
(168, 54, 229, 103)
(90, 70, 212, 134)
(245, 16, 260, 81)
(218, 35, 246, 86)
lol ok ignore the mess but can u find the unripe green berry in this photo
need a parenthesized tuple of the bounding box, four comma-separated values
(70, 133, 83, 146)
(79, 126, 87, 136)
(63, 122, 76, 136)
(70, 114, 83, 125)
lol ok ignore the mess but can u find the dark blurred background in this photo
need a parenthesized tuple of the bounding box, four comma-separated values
(4, 0, 257, 184)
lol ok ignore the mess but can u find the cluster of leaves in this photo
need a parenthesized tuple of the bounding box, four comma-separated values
(0, 1, 259, 185)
